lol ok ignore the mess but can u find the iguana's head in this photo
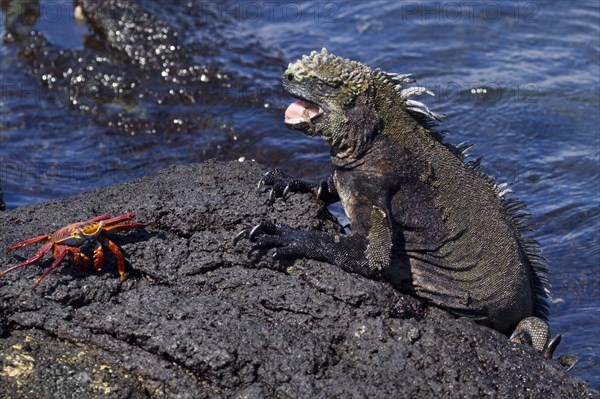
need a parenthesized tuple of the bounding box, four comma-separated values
(282, 48, 380, 155)
(282, 48, 442, 158)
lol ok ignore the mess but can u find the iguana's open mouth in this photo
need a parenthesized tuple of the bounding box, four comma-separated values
(284, 100, 324, 128)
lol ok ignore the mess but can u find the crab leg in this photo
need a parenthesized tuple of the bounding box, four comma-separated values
(69, 247, 80, 269)
(103, 238, 126, 281)
(103, 213, 136, 226)
(67, 247, 87, 272)
(102, 221, 148, 232)
(93, 242, 104, 271)
(8, 235, 50, 251)
(85, 214, 113, 223)
(0, 242, 53, 277)
(32, 245, 69, 289)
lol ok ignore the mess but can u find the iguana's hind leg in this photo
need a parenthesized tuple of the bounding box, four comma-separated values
(510, 316, 560, 358)
(510, 317, 579, 370)
(257, 169, 339, 205)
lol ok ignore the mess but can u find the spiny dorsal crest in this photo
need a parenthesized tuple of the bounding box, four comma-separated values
(380, 70, 444, 121)
(287, 48, 444, 121)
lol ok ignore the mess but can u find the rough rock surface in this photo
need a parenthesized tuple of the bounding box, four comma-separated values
(0, 160, 597, 398)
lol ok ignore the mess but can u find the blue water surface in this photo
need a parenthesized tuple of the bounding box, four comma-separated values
(0, 0, 598, 387)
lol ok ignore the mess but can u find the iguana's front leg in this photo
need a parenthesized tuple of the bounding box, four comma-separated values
(234, 220, 379, 277)
(234, 206, 394, 279)
(257, 169, 339, 205)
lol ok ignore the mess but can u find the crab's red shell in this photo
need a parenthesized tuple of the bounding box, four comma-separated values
(0, 213, 148, 289)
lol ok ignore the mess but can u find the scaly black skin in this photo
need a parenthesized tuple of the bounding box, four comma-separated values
(236, 49, 559, 358)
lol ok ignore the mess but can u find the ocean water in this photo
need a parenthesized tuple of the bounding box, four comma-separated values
(0, 0, 598, 387)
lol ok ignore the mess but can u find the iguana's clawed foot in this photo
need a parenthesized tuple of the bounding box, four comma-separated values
(510, 317, 560, 358)
(234, 220, 284, 245)
(233, 221, 316, 259)
(510, 316, 577, 370)
(257, 169, 314, 205)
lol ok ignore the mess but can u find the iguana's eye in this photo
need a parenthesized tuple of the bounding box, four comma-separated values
(317, 82, 328, 91)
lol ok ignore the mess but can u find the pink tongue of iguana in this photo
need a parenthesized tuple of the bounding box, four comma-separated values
(285, 100, 321, 124)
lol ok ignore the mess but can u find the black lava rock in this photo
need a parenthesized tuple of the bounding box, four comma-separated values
(0, 160, 597, 398)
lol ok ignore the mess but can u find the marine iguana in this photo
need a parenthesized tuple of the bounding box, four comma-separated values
(235, 48, 560, 358)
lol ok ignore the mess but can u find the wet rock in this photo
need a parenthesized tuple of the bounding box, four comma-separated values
(0, 160, 597, 398)
(79, 0, 189, 73)
(4, 0, 277, 135)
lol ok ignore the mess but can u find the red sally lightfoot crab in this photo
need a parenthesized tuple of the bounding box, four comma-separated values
(0, 213, 148, 289)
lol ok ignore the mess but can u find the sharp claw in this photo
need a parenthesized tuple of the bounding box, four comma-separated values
(268, 189, 276, 205)
(233, 229, 249, 245)
(317, 184, 323, 201)
(249, 224, 263, 240)
(544, 334, 562, 359)
(509, 330, 529, 345)
(282, 185, 290, 200)
(257, 179, 265, 192)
